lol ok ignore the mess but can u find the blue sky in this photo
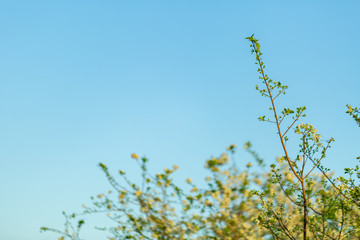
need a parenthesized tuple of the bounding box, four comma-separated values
(1, 1, 359, 239)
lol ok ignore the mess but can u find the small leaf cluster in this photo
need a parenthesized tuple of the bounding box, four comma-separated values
(346, 104, 360, 127)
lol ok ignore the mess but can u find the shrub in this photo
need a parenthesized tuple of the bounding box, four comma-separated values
(42, 36, 360, 240)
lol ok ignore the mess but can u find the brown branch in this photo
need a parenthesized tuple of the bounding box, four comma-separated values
(273, 90, 285, 101)
(304, 141, 332, 179)
(282, 113, 303, 138)
(253, 43, 308, 239)
(268, 205, 296, 240)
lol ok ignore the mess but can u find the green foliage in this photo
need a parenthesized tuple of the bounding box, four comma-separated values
(346, 105, 360, 127)
(42, 36, 360, 240)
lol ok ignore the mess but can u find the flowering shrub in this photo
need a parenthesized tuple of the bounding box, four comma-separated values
(41, 36, 360, 240)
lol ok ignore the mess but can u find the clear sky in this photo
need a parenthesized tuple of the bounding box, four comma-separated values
(1, 1, 359, 239)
